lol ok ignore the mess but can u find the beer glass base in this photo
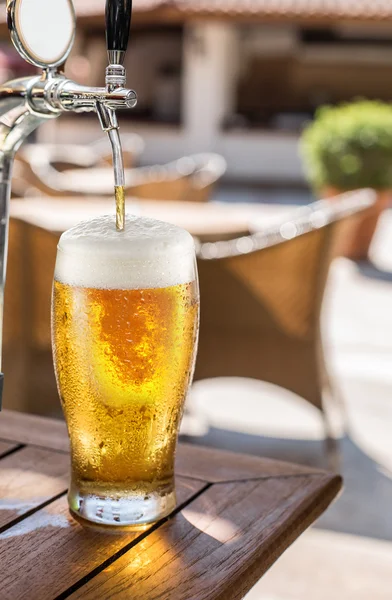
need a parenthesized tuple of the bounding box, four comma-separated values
(68, 486, 176, 529)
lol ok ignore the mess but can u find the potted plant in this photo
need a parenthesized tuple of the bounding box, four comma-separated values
(300, 100, 392, 260)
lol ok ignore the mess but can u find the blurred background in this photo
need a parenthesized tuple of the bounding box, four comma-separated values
(1, 0, 392, 598)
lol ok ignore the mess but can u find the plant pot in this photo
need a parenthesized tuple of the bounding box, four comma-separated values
(321, 187, 391, 261)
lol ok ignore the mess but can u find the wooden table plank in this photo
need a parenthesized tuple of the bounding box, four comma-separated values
(0, 410, 69, 452)
(69, 473, 342, 600)
(0, 477, 206, 600)
(0, 441, 19, 458)
(0, 411, 322, 482)
(0, 446, 69, 530)
(176, 442, 321, 482)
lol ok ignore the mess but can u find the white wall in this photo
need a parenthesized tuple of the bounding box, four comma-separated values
(217, 132, 304, 181)
(240, 25, 297, 58)
(182, 22, 240, 151)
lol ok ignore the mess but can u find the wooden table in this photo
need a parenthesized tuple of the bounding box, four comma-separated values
(0, 410, 342, 600)
(10, 197, 293, 242)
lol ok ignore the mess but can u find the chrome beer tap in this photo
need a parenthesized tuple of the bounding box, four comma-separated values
(0, 0, 136, 405)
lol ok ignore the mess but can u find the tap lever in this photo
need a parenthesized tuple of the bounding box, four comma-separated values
(106, 0, 133, 65)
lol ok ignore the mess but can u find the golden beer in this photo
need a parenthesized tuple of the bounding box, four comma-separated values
(51, 215, 199, 527)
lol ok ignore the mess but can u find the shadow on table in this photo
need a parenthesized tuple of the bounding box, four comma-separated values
(180, 428, 392, 543)
(213, 184, 313, 206)
(355, 260, 392, 283)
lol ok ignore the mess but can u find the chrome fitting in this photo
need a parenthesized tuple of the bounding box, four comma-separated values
(105, 64, 126, 92)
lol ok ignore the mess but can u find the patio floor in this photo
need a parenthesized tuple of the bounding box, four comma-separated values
(182, 203, 392, 598)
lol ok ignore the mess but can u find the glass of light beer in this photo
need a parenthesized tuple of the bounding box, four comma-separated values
(51, 215, 199, 528)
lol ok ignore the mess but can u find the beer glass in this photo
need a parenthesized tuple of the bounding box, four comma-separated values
(51, 215, 199, 528)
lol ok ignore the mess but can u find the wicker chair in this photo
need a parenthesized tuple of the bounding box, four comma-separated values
(194, 190, 376, 455)
(2, 218, 30, 411)
(3, 218, 60, 415)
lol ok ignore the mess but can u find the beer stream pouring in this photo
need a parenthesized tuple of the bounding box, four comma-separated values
(98, 0, 133, 231)
(0, 0, 137, 407)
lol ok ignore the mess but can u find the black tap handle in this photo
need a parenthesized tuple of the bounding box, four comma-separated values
(106, 0, 132, 55)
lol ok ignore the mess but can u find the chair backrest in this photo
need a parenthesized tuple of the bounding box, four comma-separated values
(128, 168, 192, 201)
(186, 153, 227, 202)
(16, 136, 145, 197)
(90, 133, 145, 170)
(14, 146, 226, 202)
(129, 153, 227, 202)
(11, 156, 37, 198)
(194, 189, 375, 407)
(17, 144, 99, 197)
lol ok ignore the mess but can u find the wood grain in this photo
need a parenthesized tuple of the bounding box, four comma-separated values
(176, 442, 321, 482)
(0, 410, 69, 451)
(0, 412, 343, 600)
(0, 441, 18, 457)
(0, 446, 69, 528)
(70, 473, 342, 600)
(0, 477, 205, 600)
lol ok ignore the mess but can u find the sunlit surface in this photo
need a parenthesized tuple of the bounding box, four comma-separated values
(0, 511, 70, 539)
(189, 378, 324, 441)
(120, 538, 153, 571)
(183, 509, 241, 544)
(0, 470, 59, 502)
(0, 499, 40, 515)
(117, 535, 182, 582)
(245, 529, 392, 600)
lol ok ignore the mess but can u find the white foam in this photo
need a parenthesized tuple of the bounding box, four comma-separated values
(55, 214, 196, 289)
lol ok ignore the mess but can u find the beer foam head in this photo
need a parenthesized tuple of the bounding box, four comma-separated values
(55, 214, 196, 289)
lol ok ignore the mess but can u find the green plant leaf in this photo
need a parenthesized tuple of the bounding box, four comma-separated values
(300, 100, 392, 191)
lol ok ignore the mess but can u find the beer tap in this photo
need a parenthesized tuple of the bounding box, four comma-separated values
(0, 0, 137, 407)
(97, 0, 133, 230)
